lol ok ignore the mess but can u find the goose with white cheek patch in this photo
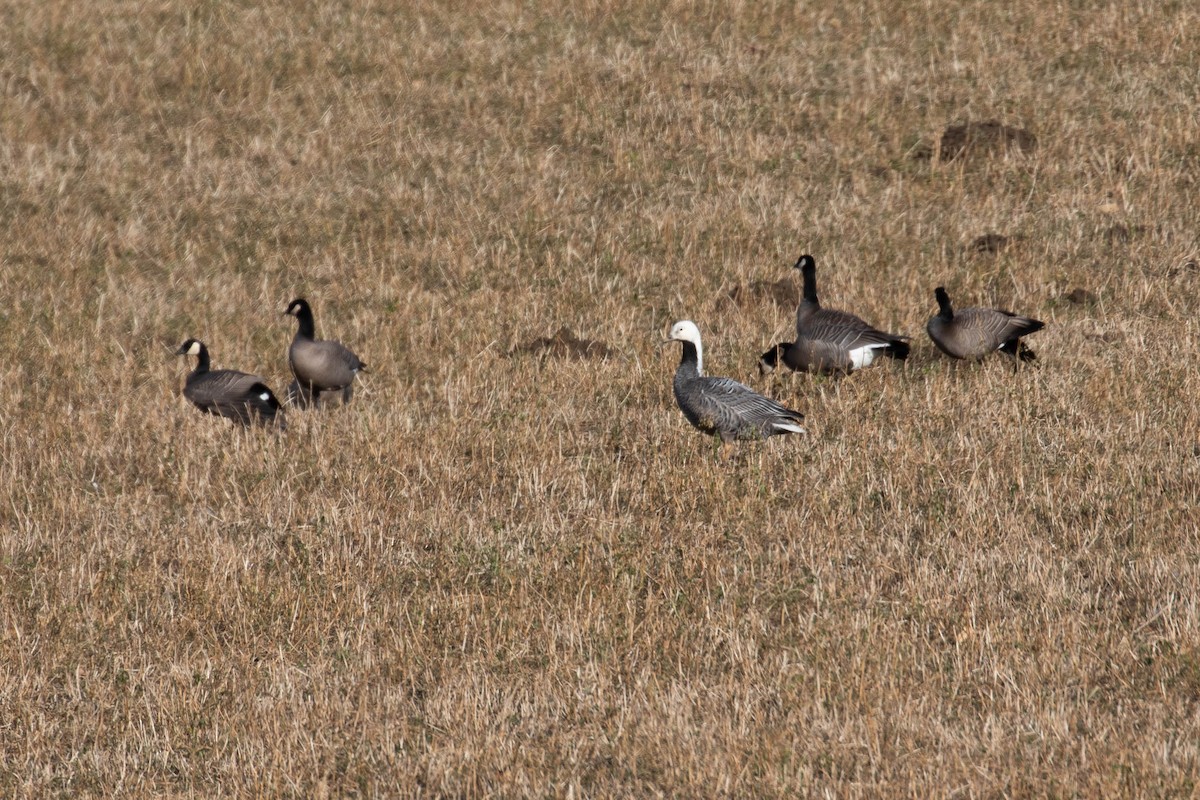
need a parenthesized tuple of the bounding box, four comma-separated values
(283, 298, 367, 407)
(759, 254, 909, 376)
(926, 287, 1044, 362)
(175, 339, 286, 429)
(666, 320, 805, 443)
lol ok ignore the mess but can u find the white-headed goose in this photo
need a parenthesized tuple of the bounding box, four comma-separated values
(666, 320, 805, 443)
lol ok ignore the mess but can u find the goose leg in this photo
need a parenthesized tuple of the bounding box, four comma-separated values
(287, 380, 316, 409)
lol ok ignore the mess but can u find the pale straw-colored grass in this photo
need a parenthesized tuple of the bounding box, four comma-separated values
(1, 1, 1198, 796)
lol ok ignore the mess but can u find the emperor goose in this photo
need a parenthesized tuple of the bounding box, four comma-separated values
(926, 287, 1044, 362)
(283, 298, 367, 407)
(175, 339, 285, 429)
(667, 320, 805, 442)
(760, 254, 909, 375)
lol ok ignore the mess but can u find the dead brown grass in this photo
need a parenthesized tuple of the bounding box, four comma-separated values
(2, 0, 1199, 796)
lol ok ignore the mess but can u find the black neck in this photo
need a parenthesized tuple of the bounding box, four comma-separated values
(800, 261, 819, 306)
(676, 341, 701, 378)
(934, 288, 954, 320)
(294, 307, 316, 338)
(192, 345, 211, 373)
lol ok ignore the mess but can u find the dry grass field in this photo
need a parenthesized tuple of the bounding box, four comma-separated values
(1, 0, 1199, 796)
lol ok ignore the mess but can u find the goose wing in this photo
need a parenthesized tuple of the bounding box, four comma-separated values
(290, 338, 366, 390)
(801, 307, 902, 350)
(185, 370, 284, 426)
(957, 307, 1044, 351)
(690, 376, 805, 438)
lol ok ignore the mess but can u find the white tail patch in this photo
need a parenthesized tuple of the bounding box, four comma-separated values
(848, 343, 888, 370)
(774, 422, 806, 435)
(260, 392, 270, 401)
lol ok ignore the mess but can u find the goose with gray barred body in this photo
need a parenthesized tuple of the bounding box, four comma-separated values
(667, 320, 805, 442)
(926, 287, 1044, 361)
(175, 339, 285, 429)
(759, 254, 909, 376)
(283, 298, 367, 407)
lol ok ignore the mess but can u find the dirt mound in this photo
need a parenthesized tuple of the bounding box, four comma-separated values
(718, 278, 799, 311)
(1103, 223, 1149, 244)
(513, 326, 615, 360)
(940, 121, 1037, 161)
(969, 233, 1013, 254)
(1064, 288, 1098, 306)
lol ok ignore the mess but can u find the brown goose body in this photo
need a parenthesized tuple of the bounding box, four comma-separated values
(175, 339, 285, 428)
(926, 287, 1044, 361)
(759, 254, 909, 375)
(284, 298, 367, 406)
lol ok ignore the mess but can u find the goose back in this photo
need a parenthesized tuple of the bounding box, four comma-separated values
(185, 369, 284, 426)
(926, 287, 1044, 361)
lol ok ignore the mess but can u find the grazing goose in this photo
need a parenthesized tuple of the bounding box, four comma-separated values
(666, 320, 805, 442)
(759, 254, 909, 375)
(283, 298, 367, 407)
(926, 286, 1044, 361)
(175, 339, 285, 429)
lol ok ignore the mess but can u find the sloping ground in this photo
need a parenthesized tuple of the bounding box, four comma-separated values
(0, 1, 1198, 796)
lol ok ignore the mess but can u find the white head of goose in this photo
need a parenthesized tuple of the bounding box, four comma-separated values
(175, 338, 285, 429)
(283, 298, 367, 407)
(666, 320, 805, 444)
(759, 254, 909, 376)
(926, 287, 1045, 362)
